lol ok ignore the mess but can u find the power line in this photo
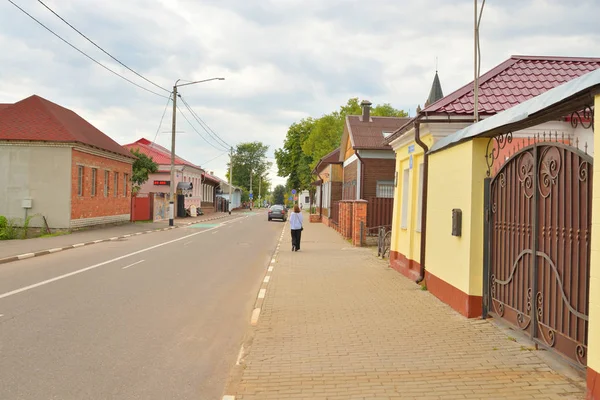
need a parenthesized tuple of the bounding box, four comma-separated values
(200, 151, 228, 167)
(178, 95, 231, 149)
(176, 105, 230, 152)
(36, 0, 170, 94)
(6, 0, 169, 99)
(151, 94, 172, 146)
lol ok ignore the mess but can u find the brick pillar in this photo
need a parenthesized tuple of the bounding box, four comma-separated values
(352, 200, 368, 246)
(341, 201, 352, 239)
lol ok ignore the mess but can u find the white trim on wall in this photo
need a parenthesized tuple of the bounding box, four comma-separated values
(343, 153, 358, 167)
(358, 149, 396, 159)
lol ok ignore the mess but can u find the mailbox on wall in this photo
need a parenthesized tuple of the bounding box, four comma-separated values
(452, 208, 462, 237)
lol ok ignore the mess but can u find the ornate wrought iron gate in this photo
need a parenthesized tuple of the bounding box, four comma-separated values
(487, 141, 593, 367)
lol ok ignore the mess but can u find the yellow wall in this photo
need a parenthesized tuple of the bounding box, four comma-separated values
(426, 138, 488, 296)
(331, 164, 343, 182)
(588, 94, 600, 374)
(390, 131, 434, 266)
(344, 136, 354, 160)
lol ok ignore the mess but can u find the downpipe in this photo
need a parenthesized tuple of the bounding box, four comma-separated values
(414, 122, 429, 284)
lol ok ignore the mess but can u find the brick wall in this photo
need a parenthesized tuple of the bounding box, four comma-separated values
(362, 158, 396, 199)
(71, 149, 133, 225)
(352, 200, 367, 246)
(343, 161, 358, 200)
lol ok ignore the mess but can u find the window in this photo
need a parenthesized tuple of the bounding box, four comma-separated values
(114, 172, 118, 197)
(401, 169, 409, 229)
(376, 181, 395, 198)
(305, 196, 310, 204)
(91, 168, 97, 196)
(416, 164, 424, 232)
(124, 173, 128, 196)
(77, 166, 84, 196)
(104, 171, 109, 197)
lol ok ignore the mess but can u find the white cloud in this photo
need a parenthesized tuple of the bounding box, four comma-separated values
(1, 0, 599, 188)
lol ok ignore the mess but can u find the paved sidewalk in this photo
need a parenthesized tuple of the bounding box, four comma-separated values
(227, 221, 586, 400)
(0, 212, 237, 263)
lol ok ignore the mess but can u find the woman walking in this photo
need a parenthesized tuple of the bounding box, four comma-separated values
(289, 205, 303, 251)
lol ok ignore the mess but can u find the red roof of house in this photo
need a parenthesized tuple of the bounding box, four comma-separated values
(422, 55, 600, 116)
(347, 115, 411, 149)
(314, 147, 342, 173)
(123, 138, 201, 169)
(202, 171, 220, 184)
(0, 95, 133, 158)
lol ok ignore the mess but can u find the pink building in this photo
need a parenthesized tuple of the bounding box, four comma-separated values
(123, 138, 219, 213)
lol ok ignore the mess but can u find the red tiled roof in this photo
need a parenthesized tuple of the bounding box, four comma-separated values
(422, 55, 600, 116)
(0, 95, 133, 158)
(347, 115, 411, 149)
(202, 171, 220, 184)
(123, 138, 201, 169)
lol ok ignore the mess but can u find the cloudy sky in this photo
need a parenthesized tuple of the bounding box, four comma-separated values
(1, 0, 599, 187)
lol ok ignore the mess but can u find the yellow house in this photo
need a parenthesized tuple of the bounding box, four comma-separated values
(421, 68, 600, 400)
(385, 56, 600, 307)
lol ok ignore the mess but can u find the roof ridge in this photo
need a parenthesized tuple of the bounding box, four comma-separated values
(511, 55, 600, 62)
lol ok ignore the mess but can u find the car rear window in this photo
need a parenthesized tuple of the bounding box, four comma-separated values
(271, 206, 283, 210)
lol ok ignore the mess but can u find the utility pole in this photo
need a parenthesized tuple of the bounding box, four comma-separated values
(258, 174, 262, 208)
(169, 85, 178, 227)
(228, 147, 233, 215)
(474, 0, 479, 123)
(168, 77, 225, 226)
(249, 169, 253, 211)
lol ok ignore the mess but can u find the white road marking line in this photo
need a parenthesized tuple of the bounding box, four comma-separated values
(122, 260, 145, 270)
(263, 276, 270, 283)
(235, 345, 245, 365)
(268, 266, 273, 272)
(17, 253, 35, 260)
(72, 243, 85, 248)
(0, 224, 224, 301)
(250, 308, 261, 325)
(0, 314, 4, 317)
(258, 288, 266, 298)
(93, 239, 104, 243)
(271, 258, 276, 263)
(223, 396, 236, 400)
(49, 248, 63, 253)
(109, 237, 119, 241)
(135, 232, 143, 235)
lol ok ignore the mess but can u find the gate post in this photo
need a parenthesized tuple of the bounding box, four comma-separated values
(482, 178, 491, 319)
(531, 142, 540, 339)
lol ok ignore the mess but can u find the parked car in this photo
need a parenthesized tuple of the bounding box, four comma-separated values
(268, 205, 287, 221)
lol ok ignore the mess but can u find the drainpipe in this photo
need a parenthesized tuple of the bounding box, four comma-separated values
(414, 122, 429, 284)
(355, 151, 365, 200)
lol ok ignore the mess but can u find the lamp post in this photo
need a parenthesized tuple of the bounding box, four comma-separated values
(169, 77, 225, 226)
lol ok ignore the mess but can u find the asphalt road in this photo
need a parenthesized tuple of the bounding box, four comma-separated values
(0, 211, 283, 400)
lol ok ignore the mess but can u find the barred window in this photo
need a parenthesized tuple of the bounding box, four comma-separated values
(376, 180, 394, 198)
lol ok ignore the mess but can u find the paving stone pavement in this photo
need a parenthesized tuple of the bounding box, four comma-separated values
(227, 220, 586, 400)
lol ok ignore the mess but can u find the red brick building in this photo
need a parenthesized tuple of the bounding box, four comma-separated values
(0, 95, 134, 229)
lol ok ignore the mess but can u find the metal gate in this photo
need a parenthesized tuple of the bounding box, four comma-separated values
(486, 141, 593, 367)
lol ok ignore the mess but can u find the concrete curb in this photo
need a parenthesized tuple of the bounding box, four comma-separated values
(0, 214, 232, 266)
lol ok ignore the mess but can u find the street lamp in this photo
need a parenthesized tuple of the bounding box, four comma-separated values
(169, 77, 225, 226)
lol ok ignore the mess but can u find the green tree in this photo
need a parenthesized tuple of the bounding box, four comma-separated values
(226, 142, 272, 202)
(275, 118, 315, 192)
(273, 184, 286, 205)
(130, 149, 159, 193)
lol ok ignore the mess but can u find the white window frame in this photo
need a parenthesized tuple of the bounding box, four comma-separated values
(77, 165, 84, 196)
(114, 172, 118, 197)
(416, 164, 424, 232)
(401, 169, 409, 229)
(91, 168, 97, 197)
(104, 170, 109, 197)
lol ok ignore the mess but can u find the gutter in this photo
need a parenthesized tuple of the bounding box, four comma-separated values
(414, 122, 429, 284)
(354, 151, 365, 200)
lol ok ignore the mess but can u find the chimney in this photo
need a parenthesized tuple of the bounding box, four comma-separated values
(209, 171, 214, 175)
(361, 100, 372, 122)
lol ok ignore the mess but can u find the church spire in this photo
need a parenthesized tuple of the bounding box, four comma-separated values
(425, 70, 444, 107)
